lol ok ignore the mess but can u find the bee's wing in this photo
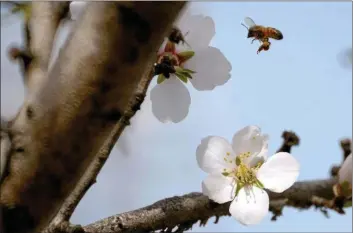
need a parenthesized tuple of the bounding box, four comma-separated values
(244, 17, 256, 27)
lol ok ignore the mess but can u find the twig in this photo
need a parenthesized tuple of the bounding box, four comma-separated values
(276, 131, 300, 153)
(0, 2, 185, 233)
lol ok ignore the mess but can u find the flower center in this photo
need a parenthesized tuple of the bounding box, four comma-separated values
(222, 152, 264, 197)
(154, 40, 196, 84)
(154, 54, 179, 78)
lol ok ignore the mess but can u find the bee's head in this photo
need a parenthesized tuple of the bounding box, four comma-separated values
(247, 29, 255, 38)
(247, 27, 264, 38)
(247, 28, 259, 38)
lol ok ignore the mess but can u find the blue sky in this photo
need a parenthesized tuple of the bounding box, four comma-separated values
(1, 2, 352, 232)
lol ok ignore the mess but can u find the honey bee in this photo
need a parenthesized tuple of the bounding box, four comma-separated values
(168, 27, 190, 47)
(241, 17, 283, 54)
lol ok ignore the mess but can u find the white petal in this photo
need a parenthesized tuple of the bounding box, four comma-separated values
(339, 153, 352, 185)
(150, 77, 191, 123)
(196, 136, 237, 174)
(231, 126, 266, 161)
(184, 47, 232, 91)
(247, 134, 269, 168)
(177, 14, 215, 50)
(229, 186, 269, 226)
(69, 1, 87, 21)
(202, 174, 236, 204)
(257, 152, 300, 193)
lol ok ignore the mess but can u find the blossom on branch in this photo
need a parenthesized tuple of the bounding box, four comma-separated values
(196, 126, 300, 225)
(150, 14, 232, 123)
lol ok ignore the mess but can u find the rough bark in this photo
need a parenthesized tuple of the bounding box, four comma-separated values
(51, 64, 155, 226)
(0, 2, 185, 233)
(42, 178, 340, 233)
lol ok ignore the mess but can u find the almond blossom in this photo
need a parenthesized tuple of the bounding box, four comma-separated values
(150, 13, 232, 123)
(196, 126, 300, 225)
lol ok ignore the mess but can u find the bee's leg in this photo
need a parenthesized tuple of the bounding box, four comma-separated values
(257, 45, 265, 54)
(251, 38, 257, 44)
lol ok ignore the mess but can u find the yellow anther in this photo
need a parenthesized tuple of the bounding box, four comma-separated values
(226, 152, 230, 156)
(232, 157, 260, 187)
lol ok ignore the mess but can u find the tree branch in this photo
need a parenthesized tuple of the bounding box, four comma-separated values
(81, 178, 338, 233)
(51, 64, 156, 226)
(79, 131, 341, 233)
(7, 2, 70, 93)
(48, 131, 347, 233)
(0, 2, 185, 233)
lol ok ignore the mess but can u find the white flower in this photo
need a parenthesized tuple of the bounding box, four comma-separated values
(150, 13, 232, 123)
(196, 126, 300, 225)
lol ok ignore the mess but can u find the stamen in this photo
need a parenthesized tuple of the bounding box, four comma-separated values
(155, 52, 181, 79)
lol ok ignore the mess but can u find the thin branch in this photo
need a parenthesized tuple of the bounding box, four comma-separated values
(81, 179, 338, 233)
(7, 2, 70, 93)
(26, 2, 70, 90)
(276, 131, 300, 153)
(0, 2, 185, 233)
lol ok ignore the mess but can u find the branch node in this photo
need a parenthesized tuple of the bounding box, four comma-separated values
(277, 131, 300, 153)
(43, 221, 85, 233)
(8, 46, 33, 75)
(340, 138, 351, 160)
(311, 195, 345, 215)
(214, 215, 220, 224)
